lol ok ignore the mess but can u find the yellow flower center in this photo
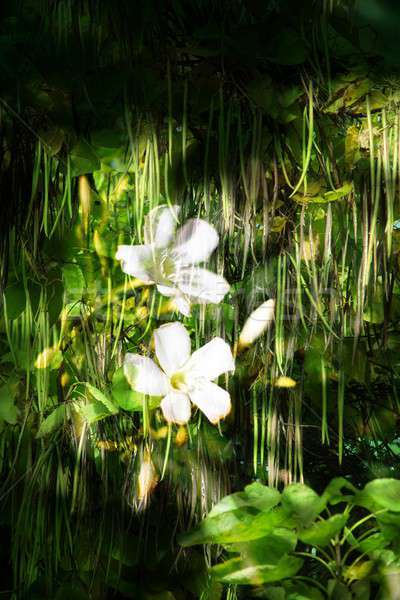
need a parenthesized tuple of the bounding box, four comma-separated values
(170, 371, 187, 391)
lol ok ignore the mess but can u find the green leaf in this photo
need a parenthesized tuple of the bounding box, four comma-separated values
(69, 140, 100, 176)
(344, 559, 374, 581)
(357, 479, 400, 512)
(351, 580, 371, 600)
(327, 580, 352, 600)
(321, 477, 357, 505)
(293, 182, 353, 205)
(210, 554, 303, 585)
(93, 227, 118, 259)
(281, 484, 325, 527)
(357, 532, 389, 554)
(4, 283, 26, 319)
(280, 86, 303, 108)
(36, 405, 66, 438)
(0, 382, 18, 424)
(208, 482, 281, 517)
(323, 182, 353, 202)
(46, 273, 64, 325)
(111, 534, 139, 567)
(79, 400, 113, 424)
(85, 383, 118, 415)
(324, 79, 372, 114)
(229, 528, 297, 565)
(377, 511, 400, 544)
(285, 581, 324, 600)
(298, 513, 348, 547)
(263, 588, 286, 600)
(179, 508, 257, 547)
(246, 77, 277, 115)
(40, 127, 64, 156)
(62, 264, 85, 303)
(180, 507, 292, 546)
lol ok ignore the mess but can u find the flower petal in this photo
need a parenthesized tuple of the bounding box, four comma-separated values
(189, 380, 231, 424)
(123, 354, 169, 396)
(155, 286, 191, 316)
(154, 322, 191, 375)
(173, 219, 219, 265)
(173, 267, 229, 304)
(116, 245, 155, 282)
(144, 204, 180, 248)
(173, 295, 191, 317)
(238, 299, 275, 348)
(185, 337, 235, 381)
(156, 283, 177, 297)
(160, 391, 191, 424)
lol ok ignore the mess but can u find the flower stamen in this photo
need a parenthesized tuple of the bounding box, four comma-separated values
(170, 371, 187, 391)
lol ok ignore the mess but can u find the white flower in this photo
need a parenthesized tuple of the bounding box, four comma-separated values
(123, 322, 235, 425)
(116, 204, 230, 316)
(238, 299, 275, 350)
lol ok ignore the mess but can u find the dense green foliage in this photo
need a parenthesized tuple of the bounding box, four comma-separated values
(182, 477, 400, 598)
(1, 0, 400, 598)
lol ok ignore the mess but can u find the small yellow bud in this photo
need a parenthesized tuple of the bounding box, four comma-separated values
(79, 175, 91, 235)
(175, 426, 188, 447)
(60, 372, 70, 387)
(97, 440, 119, 452)
(150, 426, 168, 440)
(274, 376, 297, 388)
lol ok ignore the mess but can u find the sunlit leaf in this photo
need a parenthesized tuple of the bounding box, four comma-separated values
(281, 484, 325, 527)
(210, 554, 303, 585)
(34, 347, 63, 370)
(298, 513, 348, 546)
(79, 400, 113, 424)
(180, 506, 292, 546)
(208, 482, 281, 517)
(62, 263, 85, 303)
(228, 528, 297, 565)
(321, 477, 357, 505)
(357, 479, 400, 512)
(344, 559, 374, 581)
(85, 383, 118, 415)
(36, 404, 66, 438)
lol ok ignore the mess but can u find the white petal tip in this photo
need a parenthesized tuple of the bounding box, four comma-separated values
(239, 299, 276, 347)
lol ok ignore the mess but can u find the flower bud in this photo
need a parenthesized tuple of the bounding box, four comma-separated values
(137, 450, 158, 506)
(274, 376, 297, 388)
(175, 425, 188, 447)
(238, 299, 275, 352)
